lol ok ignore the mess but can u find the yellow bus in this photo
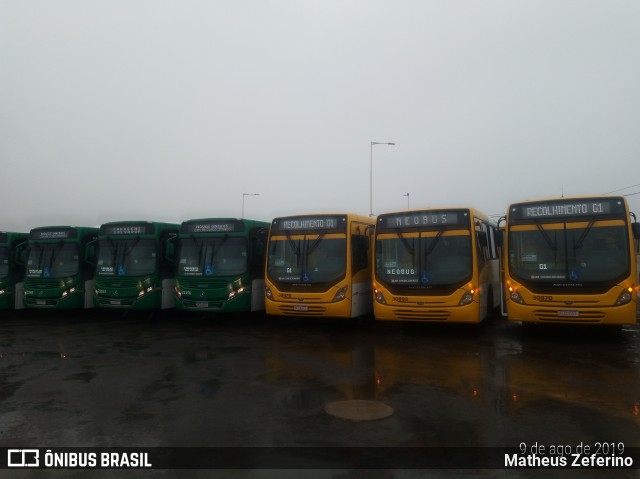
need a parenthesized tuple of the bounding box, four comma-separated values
(502, 196, 640, 325)
(265, 213, 375, 318)
(373, 208, 500, 322)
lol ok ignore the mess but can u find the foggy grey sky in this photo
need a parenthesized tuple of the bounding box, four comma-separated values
(2, 0, 639, 232)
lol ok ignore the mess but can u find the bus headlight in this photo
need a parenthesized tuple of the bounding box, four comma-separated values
(510, 290, 525, 304)
(0, 289, 5, 295)
(331, 286, 348, 302)
(265, 285, 273, 300)
(374, 289, 387, 305)
(61, 286, 77, 299)
(615, 290, 633, 306)
(228, 283, 248, 300)
(138, 286, 154, 298)
(175, 285, 182, 299)
(458, 292, 474, 306)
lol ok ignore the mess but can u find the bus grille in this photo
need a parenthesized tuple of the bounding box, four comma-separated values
(24, 282, 59, 290)
(278, 305, 327, 316)
(533, 310, 605, 323)
(179, 279, 230, 289)
(96, 279, 139, 288)
(393, 309, 451, 321)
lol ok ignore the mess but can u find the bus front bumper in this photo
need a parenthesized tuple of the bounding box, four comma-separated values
(266, 298, 352, 318)
(374, 301, 480, 322)
(506, 299, 638, 325)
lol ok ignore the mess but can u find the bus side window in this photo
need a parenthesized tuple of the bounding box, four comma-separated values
(488, 226, 498, 260)
(475, 227, 487, 268)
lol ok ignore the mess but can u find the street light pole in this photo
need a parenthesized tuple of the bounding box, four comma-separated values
(370, 141, 395, 216)
(403, 193, 410, 209)
(242, 193, 260, 218)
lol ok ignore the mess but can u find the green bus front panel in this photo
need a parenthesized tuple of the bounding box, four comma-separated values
(23, 279, 89, 310)
(174, 275, 254, 313)
(94, 276, 175, 310)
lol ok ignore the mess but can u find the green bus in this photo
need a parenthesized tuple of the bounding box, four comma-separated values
(94, 221, 179, 310)
(0, 231, 28, 310)
(23, 226, 99, 309)
(174, 218, 269, 313)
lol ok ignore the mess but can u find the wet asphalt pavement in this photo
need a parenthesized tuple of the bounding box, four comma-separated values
(1, 310, 640, 478)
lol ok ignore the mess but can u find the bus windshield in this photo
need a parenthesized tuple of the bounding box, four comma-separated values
(268, 235, 346, 285)
(177, 236, 247, 277)
(509, 223, 629, 284)
(0, 248, 8, 278)
(376, 233, 472, 288)
(96, 238, 157, 276)
(26, 243, 79, 278)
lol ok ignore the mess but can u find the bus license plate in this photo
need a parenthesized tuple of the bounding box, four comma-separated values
(36, 300, 46, 305)
(293, 305, 308, 312)
(558, 310, 579, 317)
(196, 302, 208, 308)
(110, 300, 121, 305)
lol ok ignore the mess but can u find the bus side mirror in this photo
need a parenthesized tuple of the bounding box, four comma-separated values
(165, 234, 178, 264)
(494, 230, 504, 248)
(632, 222, 640, 240)
(84, 239, 98, 266)
(14, 242, 28, 266)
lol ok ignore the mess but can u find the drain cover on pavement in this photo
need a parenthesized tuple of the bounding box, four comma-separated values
(324, 400, 394, 421)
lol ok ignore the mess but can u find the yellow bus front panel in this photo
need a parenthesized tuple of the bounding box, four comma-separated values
(373, 286, 481, 322)
(265, 279, 355, 318)
(505, 280, 637, 325)
(265, 213, 374, 319)
(504, 196, 639, 325)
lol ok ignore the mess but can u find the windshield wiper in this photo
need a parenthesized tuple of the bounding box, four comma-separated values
(123, 237, 141, 258)
(394, 229, 415, 256)
(210, 235, 229, 263)
(534, 222, 557, 251)
(47, 241, 65, 274)
(306, 232, 326, 256)
(425, 230, 444, 255)
(573, 220, 595, 250)
(284, 231, 301, 268)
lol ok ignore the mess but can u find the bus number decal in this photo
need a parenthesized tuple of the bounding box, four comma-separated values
(393, 296, 409, 303)
(533, 295, 553, 302)
(539, 264, 548, 270)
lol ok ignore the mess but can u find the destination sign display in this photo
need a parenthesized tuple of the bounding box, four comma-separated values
(0, 233, 7, 244)
(379, 210, 469, 229)
(100, 223, 154, 236)
(510, 198, 625, 221)
(271, 215, 347, 232)
(29, 228, 76, 240)
(181, 220, 244, 234)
